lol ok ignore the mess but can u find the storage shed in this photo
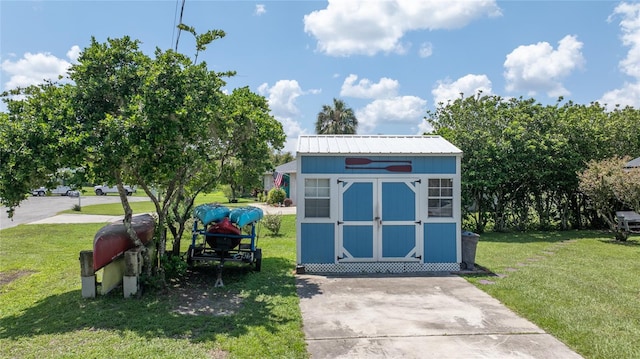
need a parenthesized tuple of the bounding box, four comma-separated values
(296, 135, 463, 273)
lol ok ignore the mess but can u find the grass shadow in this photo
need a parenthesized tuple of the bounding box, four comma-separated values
(455, 263, 499, 279)
(598, 238, 640, 247)
(477, 230, 604, 244)
(0, 257, 298, 345)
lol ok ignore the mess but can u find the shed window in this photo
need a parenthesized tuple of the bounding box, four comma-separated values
(304, 178, 330, 218)
(428, 178, 453, 217)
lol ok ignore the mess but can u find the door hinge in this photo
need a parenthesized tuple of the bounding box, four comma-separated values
(415, 220, 422, 224)
(412, 179, 421, 184)
(337, 255, 344, 260)
(337, 221, 343, 225)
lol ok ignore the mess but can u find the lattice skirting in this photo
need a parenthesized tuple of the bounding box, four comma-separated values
(301, 262, 461, 273)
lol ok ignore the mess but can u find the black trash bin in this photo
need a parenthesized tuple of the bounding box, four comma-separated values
(461, 231, 480, 270)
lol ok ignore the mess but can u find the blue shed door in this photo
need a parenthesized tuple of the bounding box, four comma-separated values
(338, 178, 421, 262)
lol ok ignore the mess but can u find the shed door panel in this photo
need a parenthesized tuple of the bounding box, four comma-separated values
(339, 179, 420, 262)
(380, 180, 419, 261)
(339, 181, 376, 261)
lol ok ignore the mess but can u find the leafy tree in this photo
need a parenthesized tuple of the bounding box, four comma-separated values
(0, 28, 285, 274)
(315, 98, 358, 134)
(216, 87, 285, 203)
(271, 151, 295, 167)
(0, 82, 77, 218)
(578, 156, 638, 233)
(612, 158, 640, 213)
(427, 93, 640, 232)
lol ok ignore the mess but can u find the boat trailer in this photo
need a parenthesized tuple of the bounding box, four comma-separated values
(187, 212, 262, 287)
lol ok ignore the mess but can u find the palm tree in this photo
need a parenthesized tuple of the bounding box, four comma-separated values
(315, 98, 358, 134)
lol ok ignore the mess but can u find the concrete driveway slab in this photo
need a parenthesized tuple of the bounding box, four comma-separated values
(297, 274, 583, 359)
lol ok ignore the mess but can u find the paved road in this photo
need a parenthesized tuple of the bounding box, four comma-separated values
(0, 195, 149, 230)
(0, 198, 295, 230)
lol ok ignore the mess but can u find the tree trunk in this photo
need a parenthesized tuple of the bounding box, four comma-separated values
(115, 172, 152, 276)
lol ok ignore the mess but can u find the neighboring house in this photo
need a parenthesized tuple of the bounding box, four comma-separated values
(263, 160, 297, 205)
(296, 135, 463, 274)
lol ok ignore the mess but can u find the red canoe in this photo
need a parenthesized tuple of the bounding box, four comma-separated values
(93, 214, 155, 271)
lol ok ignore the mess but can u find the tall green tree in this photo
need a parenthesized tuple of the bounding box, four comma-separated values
(0, 82, 77, 217)
(427, 93, 640, 233)
(168, 86, 284, 255)
(315, 98, 358, 134)
(0, 28, 285, 272)
(271, 151, 295, 167)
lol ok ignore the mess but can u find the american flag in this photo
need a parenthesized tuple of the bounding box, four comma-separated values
(274, 171, 284, 188)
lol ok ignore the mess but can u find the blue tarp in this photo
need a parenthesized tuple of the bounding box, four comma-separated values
(229, 206, 264, 227)
(194, 204, 231, 225)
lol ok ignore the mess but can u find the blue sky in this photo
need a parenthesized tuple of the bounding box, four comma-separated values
(2, 1, 640, 153)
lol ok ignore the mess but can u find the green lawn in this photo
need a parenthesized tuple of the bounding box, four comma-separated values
(63, 191, 255, 215)
(465, 231, 640, 359)
(2, 201, 639, 359)
(0, 214, 306, 359)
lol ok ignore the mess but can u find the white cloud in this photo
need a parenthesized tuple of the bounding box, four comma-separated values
(610, 2, 640, 79)
(1, 48, 78, 90)
(416, 120, 434, 135)
(355, 96, 427, 133)
(503, 35, 584, 98)
(255, 4, 266, 16)
(304, 0, 501, 56)
(599, 82, 640, 109)
(599, 2, 640, 109)
(340, 74, 399, 99)
(258, 80, 304, 118)
(280, 117, 309, 153)
(431, 74, 493, 106)
(258, 80, 311, 153)
(67, 45, 81, 63)
(418, 42, 433, 58)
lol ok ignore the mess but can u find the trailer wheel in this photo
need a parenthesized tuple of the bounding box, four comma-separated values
(254, 248, 262, 272)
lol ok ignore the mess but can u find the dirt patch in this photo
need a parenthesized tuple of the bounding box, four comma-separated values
(0, 270, 36, 288)
(208, 348, 230, 359)
(168, 267, 244, 316)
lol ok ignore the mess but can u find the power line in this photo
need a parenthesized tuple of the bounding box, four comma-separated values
(175, 0, 187, 51)
(171, 0, 179, 49)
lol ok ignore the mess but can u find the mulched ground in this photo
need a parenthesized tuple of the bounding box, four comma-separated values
(166, 266, 245, 317)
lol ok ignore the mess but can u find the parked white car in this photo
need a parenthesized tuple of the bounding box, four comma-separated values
(94, 185, 135, 196)
(31, 185, 78, 197)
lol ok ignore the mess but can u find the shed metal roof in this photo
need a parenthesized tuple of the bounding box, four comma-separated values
(297, 135, 462, 155)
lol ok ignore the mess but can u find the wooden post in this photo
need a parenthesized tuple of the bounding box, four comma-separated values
(123, 248, 141, 298)
(79, 250, 95, 298)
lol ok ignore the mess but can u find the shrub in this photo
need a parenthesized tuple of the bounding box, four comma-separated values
(267, 187, 286, 205)
(220, 184, 234, 201)
(578, 156, 640, 232)
(72, 204, 82, 212)
(262, 213, 282, 235)
(161, 253, 187, 280)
